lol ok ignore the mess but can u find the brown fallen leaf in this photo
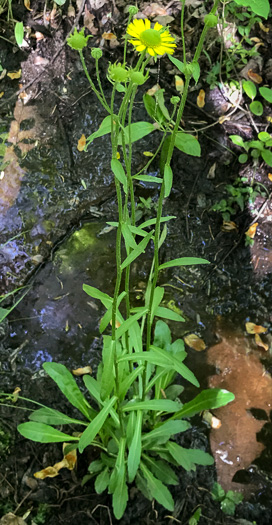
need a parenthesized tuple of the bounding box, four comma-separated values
(268, 173, 272, 181)
(34, 444, 77, 479)
(175, 75, 184, 93)
(0, 92, 4, 98)
(259, 22, 269, 32)
(77, 134, 86, 151)
(7, 70, 22, 80)
(84, 7, 98, 35)
(184, 333, 206, 351)
(102, 32, 117, 41)
(72, 366, 92, 376)
(197, 89, 205, 108)
(245, 222, 258, 238)
(34, 466, 59, 479)
(68, 4, 75, 17)
(245, 322, 267, 335)
(247, 69, 262, 84)
(255, 333, 269, 351)
(12, 387, 21, 403)
(203, 410, 222, 429)
(0, 513, 27, 525)
(147, 84, 161, 96)
(221, 220, 238, 232)
(24, 0, 32, 11)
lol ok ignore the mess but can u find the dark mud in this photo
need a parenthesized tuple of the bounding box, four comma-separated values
(1, 1, 272, 524)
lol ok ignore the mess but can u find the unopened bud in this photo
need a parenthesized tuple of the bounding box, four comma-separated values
(128, 5, 139, 16)
(171, 96, 180, 105)
(91, 48, 103, 60)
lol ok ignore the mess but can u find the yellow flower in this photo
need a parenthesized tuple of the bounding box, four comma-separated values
(127, 19, 176, 57)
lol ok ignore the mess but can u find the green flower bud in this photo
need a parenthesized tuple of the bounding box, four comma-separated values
(128, 5, 139, 16)
(108, 62, 129, 83)
(130, 71, 148, 85)
(67, 28, 91, 51)
(204, 14, 218, 27)
(91, 47, 103, 60)
(171, 96, 180, 105)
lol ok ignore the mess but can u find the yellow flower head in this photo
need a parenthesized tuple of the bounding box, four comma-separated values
(127, 19, 176, 57)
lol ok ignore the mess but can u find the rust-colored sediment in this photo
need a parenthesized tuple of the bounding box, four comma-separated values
(208, 325, 272, 495)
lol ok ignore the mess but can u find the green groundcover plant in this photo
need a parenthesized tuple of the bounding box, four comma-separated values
(7, 0, 272, 519)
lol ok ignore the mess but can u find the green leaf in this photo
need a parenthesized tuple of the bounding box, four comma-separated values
(142, 420, 190, 446)
(165, 384, 184, 400)
(100, 336, 115, 401)
(140, 216, 176, 229)
(82, 284, 112, 306)
(175, 133, 201, 157)
(154, 306, 185, 322)
(143, 454, 178, 485)
(111, 158, 127, 193)
(258, 131, 271, 142)
(168, 55, 185, 74)
(132, 174, 163, 183)
(128, 410, 142, 482)
(116, 309, 148, 339)
(55, 0, 66, 5)
(78, 396, 118, 453)
(0, 307, 9, 323)
(122, 223, 137, 250)
(262, 149, 272, 167)
(18, 422, 78, 443)
(83, 375, 102, 405)
(86, 115, 112, 146)
(151, 287, 165, 322)
(154, 320, 171, 350)
(43, 363, 91, 420)
(122, 399, 180, 413)
(112, 438, 128, 519)
(143, 94, 165, 124)
(259, 86, 272, 103)
(164, 164, 173, 198)
(226, 490, 243, 504)
(191, 62, 200, 84)
(151, 345, 199, 387)
(120, 230, 153, 270)
(242, 80, 256, 100)
(15, 22, 24, 47)
(95, 468, 110, 494)
(230, 135, 245, 148)
(171, 388, 235, 420)
(238, 153, 248, 164)
(119, 365, 145, 400)
(159, 257, 209, 270)
(220, 498, 236, 516)
(155, 89, 170, 121)
(233, 0, 269, 19)
(29, 407, 87, 426)
(119, 122, 155, 145)
(140, 462, 174, 511)
(189, 508, 202, 525)
(211, 482, 225, 501)
(166, 442, 195, 471)
(250, 101, 263, 116)
(186, 448, 214, 466)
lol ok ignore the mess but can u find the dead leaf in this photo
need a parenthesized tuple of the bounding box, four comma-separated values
(146, 84, 161, 96)
(268, 173, 272, 181)
(84, 7, 98, 34)
(267, 116, 272, 123)
(0, 513, 27, 525)
(175, 75, 184, 93)
(247, 69, 262, 84)
(142, 3, 168, 17)
(34, 445, 77, 480)
(35, 31, 44, 41)
(197, 89, 205, 108)
(207, 162, 216, 179)
(34, 466, 59, 479)
(90, 0, 106, 8)
(24, 0, 32, 11)
(0, 92, 4, 98)
(221, 221, 238, 232)
(0, 69, 6, 80)
(68, 4, 75, 17)
(77, 134, 86, 151)
(254, 333, 269, 351)
(245, 222, 258, 238)
(245, 322, 267, 335)
(184, 334, 206, 351)
(72, 366, 92, 376)
(12, 387, 21, 403)
(102, 32, 117, 40)
(259, 22, 269, 32)
(203, 410, 222, 429)
(7, 70, 22, 80)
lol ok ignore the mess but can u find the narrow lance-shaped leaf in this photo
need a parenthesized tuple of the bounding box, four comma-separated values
(78, 396, 118, 453)
(18, 422, 79, 443)
(164, 165, 173, 198)
(121, 230, 154, 270)
(128, 410, 142, 482)
(142, 420, 191, 446)
(111, 159, 127, 194)
(100, 336, 115, 401)
(116, 309, 148, 339)
(43, 363, 92, 420)
(159, 257, 209, 270)
(140, 461, 174, 511)
(122, 399, 180, 413)
(170, 388, 235, 420)
(29, 407, 89, 426)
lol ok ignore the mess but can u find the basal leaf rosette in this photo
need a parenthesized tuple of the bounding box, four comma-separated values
(127, 19, 176, 57)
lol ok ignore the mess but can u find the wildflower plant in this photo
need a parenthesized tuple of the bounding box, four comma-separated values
(2, 1, 236, 520)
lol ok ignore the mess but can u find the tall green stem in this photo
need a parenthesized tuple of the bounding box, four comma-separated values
(79, 50, 110, 113)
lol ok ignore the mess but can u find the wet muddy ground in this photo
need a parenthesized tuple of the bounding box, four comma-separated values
(1, 1, 272, 524)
